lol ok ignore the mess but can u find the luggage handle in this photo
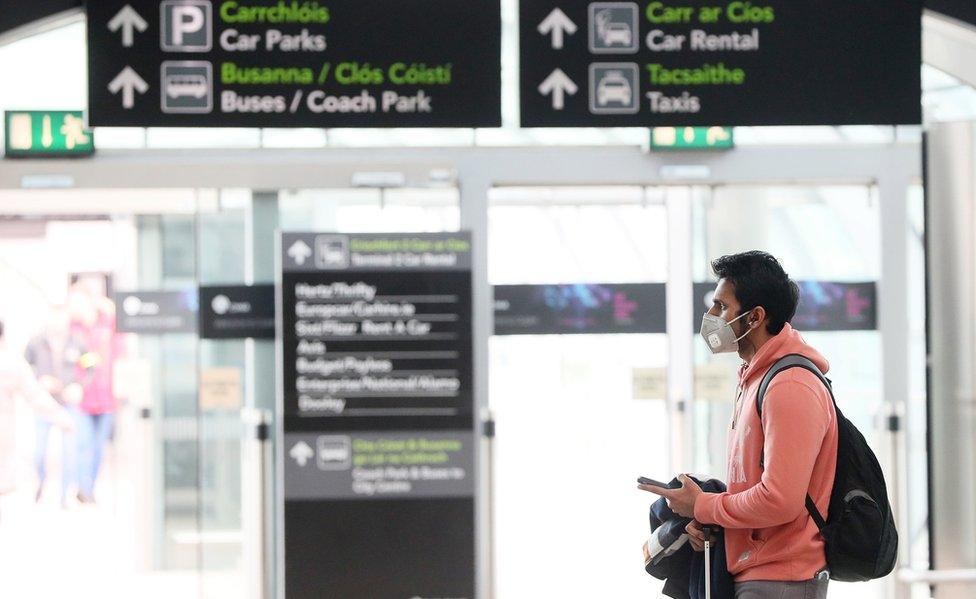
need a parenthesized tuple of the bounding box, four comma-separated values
(702, 525, 713, 599)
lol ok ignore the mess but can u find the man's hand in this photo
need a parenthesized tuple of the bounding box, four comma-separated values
(686, 520, 706, 552)
(638, 473, 703, 518)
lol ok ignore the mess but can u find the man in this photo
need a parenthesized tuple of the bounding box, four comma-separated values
(25, 306, 86, 506)
(641, 251, 838, 599)
(0, 319, 74, 503)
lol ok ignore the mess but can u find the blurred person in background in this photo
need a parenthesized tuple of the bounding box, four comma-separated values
(68, 277, 124, 504)
(25, 305, 87, 507)
(0, 319, 74, 518)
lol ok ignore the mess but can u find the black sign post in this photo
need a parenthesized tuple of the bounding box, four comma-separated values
(520, 0, 922, 127)
(86, 0, 501, 127)
(277, 232, 476, 599)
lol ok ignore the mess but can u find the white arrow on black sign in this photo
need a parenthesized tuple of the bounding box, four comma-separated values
(108, 67, 149, 109)
(537, 8, 577, 50)
(290, 441, 314, 467)
(108, 5, 148, 47)
(288, 240, 313, 265)
(538, 69, 578, 110)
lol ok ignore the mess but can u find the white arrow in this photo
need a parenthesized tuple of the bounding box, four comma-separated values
(108, 67, 149, 109)
(290, 441, 315, 467)
(538, 69, 578, 110)
(537, 8, 577, 50)
(108, 5, 148, 47)
(288, 240, 313, 265)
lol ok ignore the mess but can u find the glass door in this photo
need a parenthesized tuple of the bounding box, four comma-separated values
(487, 186, 671, 598)
(0, 188, 206, 599)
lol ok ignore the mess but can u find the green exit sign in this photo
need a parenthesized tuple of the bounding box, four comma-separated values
(651, 127, 734, 151)
(4, 111, 94, 158)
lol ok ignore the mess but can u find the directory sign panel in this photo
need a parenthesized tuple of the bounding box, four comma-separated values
(520, 0, 922, 126)
(278, 232, 475, 599)
(86, 0, 501, 127)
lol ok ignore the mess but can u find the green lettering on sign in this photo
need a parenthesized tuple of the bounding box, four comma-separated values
(4, 111, 94, 158)
(650, 126, 734, 150)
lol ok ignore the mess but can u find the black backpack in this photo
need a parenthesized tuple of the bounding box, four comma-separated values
(756, 354, 898, 582)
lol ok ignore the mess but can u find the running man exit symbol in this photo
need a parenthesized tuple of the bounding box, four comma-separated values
(161, 0, 213, 52)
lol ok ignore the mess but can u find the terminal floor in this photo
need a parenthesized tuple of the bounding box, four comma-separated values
(0, 455, 905, 599)
(0, 485, 204, 599)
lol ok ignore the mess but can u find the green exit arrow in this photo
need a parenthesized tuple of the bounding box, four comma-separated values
(4, 111, 94, 158)
(650, 127, 734, 151)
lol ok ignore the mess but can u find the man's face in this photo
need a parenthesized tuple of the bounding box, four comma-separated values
(708, 279, 742, 323)
(710, 279, 754, 337)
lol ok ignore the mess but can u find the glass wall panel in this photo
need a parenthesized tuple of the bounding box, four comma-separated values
(196, 201, 249, 598)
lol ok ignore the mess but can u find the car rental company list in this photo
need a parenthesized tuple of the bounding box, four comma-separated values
(291, 279, 463, 419)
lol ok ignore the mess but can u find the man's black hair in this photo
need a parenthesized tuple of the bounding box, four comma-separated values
(711, 251, 799, 335)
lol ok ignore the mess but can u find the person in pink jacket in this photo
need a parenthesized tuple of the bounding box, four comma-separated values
(643, 251, 838, 599)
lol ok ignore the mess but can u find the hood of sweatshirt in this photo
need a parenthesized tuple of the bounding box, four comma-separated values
(738, 323, 829, 386)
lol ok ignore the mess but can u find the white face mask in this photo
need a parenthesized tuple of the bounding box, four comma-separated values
(700, 310, 752, 354)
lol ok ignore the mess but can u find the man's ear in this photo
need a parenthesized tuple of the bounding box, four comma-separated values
(750, 306, 767, 329)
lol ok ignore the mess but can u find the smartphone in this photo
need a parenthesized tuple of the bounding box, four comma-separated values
(638, 476, 681, 489)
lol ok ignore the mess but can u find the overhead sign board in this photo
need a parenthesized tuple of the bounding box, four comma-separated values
(0, 1, 81, 38)
(86, 0, 501, 127)
(692, 281, 878, 332)
(4, 111, 93, 158)
(278, 232, 476, 599)
(493, 283, 666, 335)
(927, 0, 976, 28)
(520, 0, 922, 127)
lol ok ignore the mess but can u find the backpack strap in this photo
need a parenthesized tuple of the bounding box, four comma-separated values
(755, 354, 832, 532)
(756, 354, 833, 416)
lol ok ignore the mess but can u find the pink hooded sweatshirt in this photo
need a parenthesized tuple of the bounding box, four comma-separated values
(694, 323, 838, 582)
